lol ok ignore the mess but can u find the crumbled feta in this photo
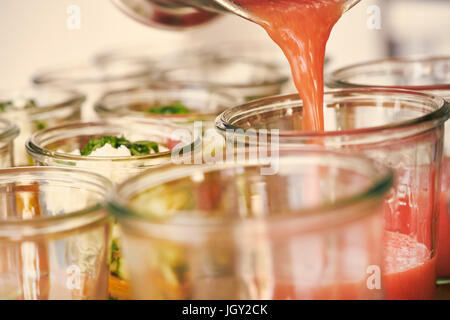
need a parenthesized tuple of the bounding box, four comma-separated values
(12, 97, 30, 109)
(89, 144, 131, 157)
(57, 142, 168, 184)
(68, 148, 81, 155)
(60, 144, 131, 157)
(157, 145, 170, 153)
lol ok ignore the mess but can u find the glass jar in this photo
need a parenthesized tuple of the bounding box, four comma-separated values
(326, 56, 450, 281)
(26, 118, 196, 184)
(0, 119, 19, 168)
(26, 118, 197, 299)
(216, 88, 450, 299)
(109, 148, 392, 300)
(0, 167, 113, 300)
(94, 41, 293, 84)
(155, 57, 289, 103)
(32, 60, 152, 121)
(0, 87, 84, 166)
(95, 84, 238, 127)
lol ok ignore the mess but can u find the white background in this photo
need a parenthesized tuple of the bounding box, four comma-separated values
(0, 0, 448, 89)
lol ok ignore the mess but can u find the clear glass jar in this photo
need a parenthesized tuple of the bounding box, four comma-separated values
(216, 88, 450, 299)
(0, 87, 84, 166)
(26, 118, 197, 300)
(326, 56, 450, 282)
(155, 57, 289, 103)
(32, 60, 152, 121)
(0, 119, 19, 168)
(109, 148, 392, 300)
(95, 84, 238, 127)
(94, 41, 293, 80)
(26, 118, 196, 184)
(0, 167, 113, 300)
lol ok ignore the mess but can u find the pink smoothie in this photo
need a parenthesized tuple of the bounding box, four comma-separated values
(384, 231, 436, 300)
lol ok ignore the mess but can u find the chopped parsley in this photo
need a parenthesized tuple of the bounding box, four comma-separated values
(0, 101, 12, 111)
(36, 121, 47, 130)
(81, 136, 160, 156)
(146, 102, 190, 115)
(28, 98, 37, 107)
(129, 141, 159, 156)
(0, 98, 37, 111)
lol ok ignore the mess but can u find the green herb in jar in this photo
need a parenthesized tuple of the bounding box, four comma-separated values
(81, 136, 160, 156)
(146, 102, 190, 115)
(0, 98, 37, 111)
(130, 141, 159, 155)
(36, 121, 47, 130)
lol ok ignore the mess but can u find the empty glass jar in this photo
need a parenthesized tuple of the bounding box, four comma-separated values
(154, 57, 289, 103)
(32, 61, 151, 121)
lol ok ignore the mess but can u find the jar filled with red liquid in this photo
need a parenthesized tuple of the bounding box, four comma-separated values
(216, 88, 450, 299)
(327, 56, 450, 283)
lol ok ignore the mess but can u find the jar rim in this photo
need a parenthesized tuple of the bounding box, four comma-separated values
(215, 88, 450, 140)
(32, 61, 151, 86)
(94, 83, 239, 119)
(326, 55, 450, 91)
(0, 166, 113, 239)
(158, 57, 290, 89)
(26, 119, 199, 162)
(0, 86, 85, 115)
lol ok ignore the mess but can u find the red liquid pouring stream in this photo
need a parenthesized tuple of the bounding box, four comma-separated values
(234, 0, 347, 131)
